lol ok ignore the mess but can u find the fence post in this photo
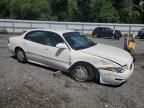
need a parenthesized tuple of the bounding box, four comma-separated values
(114, 25, 116, 31)
(30, 23, 32, 29)
(66, 24, 68, 30)
(129, 26, 131, 36)
(12, 22, 15, 34)
(82, 24, 84, 34)
(49, 23, 51, 28)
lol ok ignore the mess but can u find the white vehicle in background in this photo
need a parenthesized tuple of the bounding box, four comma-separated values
(8, 29, 134, 85)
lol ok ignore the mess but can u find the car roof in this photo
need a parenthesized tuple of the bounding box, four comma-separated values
(25, 29, 74, 35)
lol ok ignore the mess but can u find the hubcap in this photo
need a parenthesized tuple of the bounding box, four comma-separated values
(17, 50, 24, 61)
(74, 66, 88, 81)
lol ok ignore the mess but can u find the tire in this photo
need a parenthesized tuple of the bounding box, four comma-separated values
(115, 35, 119, 40)
(114, 30, 122, 40)
(111, 35, 115, 39)
(116, 34, 121, 40)
(15, 48, 27, 63)
(71, 63, 95, 82)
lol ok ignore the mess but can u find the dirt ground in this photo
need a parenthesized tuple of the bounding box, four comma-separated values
(0, 34, 144, 108)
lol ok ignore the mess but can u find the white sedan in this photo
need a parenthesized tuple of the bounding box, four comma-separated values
(8, 29, 134, 85)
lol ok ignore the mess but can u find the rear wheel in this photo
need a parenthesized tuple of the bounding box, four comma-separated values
(15, 48, 27, 63)
(71, 63, 95, 82)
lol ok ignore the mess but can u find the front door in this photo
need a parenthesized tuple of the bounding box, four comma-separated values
(43, 31, 71, 71)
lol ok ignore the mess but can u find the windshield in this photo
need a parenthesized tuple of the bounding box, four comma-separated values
(63, 32, 96, 50)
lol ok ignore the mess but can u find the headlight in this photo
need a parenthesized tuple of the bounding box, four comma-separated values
(113, 67, 123, 73)
(104, 67, 123, 73)
(104, 65, 128, 73)
(99, 60, 127, 73)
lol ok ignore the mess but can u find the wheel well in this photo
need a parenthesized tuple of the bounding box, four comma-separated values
(69, 61, 98, 72)
(15, 47, 24, 54)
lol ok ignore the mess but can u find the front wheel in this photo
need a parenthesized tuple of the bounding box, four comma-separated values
(111, 35, 115, 39)
(93, 34, 98, 38)
(71, 63, 95, 82)
(15, 48, 27, 63)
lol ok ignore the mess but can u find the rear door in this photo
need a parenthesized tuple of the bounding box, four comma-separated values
(23, 31, 50, 64)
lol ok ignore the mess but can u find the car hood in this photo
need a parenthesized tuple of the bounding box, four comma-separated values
(79, 43, 132, 66)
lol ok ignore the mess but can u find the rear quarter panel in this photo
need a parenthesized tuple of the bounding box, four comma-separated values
(8, 36, 24, 53)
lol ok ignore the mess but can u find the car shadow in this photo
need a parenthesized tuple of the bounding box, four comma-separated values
(98, 82, 126, 88)
(11, 55, 125, 88)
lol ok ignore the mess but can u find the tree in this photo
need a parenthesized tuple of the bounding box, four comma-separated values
(9, 0, 53, 20)
(92, 0, 119, 23)
(131, 0, 144, 23)
(51, 0, 68, 21)
(0, 0, 143, 23)
(111, 0, 141, 23)
(0, 0, 10, 18)
(75, 0, 119, 22)
(75, 0, 93, 22)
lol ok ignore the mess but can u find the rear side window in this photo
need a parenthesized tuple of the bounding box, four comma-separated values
(24, 31, 64, 47)
(24, 31, 47, 45)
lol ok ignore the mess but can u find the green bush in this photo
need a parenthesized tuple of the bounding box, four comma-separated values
(0, 28, 8, 34)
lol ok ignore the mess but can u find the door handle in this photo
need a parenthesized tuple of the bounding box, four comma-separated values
(44, 49, 49, 50)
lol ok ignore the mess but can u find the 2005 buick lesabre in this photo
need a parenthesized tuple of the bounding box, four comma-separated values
(8, 29, 134, 85)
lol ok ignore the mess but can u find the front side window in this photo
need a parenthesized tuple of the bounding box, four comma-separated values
(45, 32, 64, 47)
(105, 28, 112, 32)
(63, 32, 96, 50)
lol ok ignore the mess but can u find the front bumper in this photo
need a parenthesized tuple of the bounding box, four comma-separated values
(98, 63, 134, 85)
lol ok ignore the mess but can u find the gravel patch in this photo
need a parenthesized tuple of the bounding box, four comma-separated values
(0, 34, 144, 108)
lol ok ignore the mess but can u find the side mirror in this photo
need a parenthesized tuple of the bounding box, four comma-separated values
(56, 43, 68, 49)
